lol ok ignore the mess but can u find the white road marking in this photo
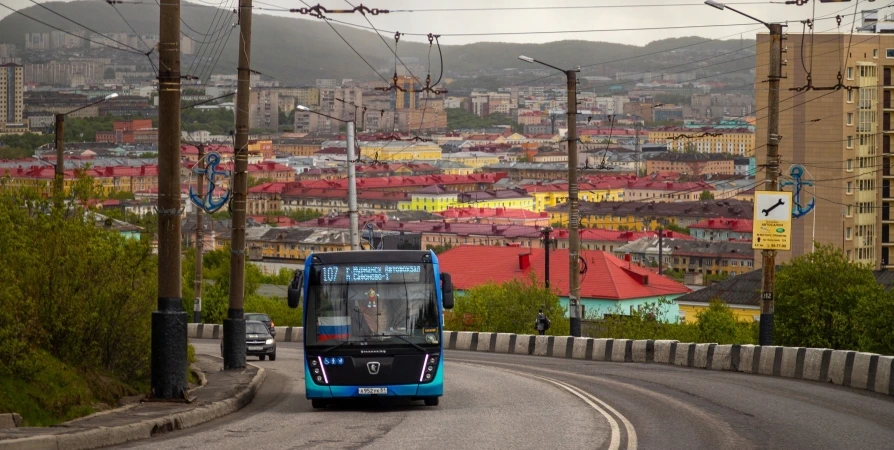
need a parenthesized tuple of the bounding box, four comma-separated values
(453, 359, 637, 450)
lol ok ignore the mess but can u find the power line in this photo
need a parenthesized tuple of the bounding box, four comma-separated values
(186, 0, 234, 79)
(390, 2, 784, 12)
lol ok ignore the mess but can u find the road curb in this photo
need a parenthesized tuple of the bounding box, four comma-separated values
(0, 364, 266, 450)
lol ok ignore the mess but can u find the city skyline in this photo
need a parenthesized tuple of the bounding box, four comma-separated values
(0, 0, 877, 46)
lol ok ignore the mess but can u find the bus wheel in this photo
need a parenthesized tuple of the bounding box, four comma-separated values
(311, 399, 327, 409)
(424, 397, 439, 406)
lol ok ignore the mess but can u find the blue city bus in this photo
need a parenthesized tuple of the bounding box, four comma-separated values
(288, 250, 454, 408)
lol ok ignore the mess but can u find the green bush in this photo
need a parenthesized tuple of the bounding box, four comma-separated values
(585, 298, 757, 344)
(776, 243, 889, 352)
(444, 273, 568, 336)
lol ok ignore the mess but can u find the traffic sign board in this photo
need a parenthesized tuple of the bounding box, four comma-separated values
(753, 191, 792, 250)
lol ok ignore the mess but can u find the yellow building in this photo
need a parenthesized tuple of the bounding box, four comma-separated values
(441, 152, 500, 169)
(215, 227, 353, 261)
(523, 183, 624, 213)
(399, 185, 458, 212)
(400, 186, 535, 212)
(648, 127, 755, 157)
(677, 303, 758, 323)
(359, 141, 442, 161)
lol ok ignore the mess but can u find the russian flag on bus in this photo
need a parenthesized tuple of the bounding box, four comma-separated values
(318, 316, 350, 342)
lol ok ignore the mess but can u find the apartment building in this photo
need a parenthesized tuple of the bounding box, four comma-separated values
(648, 127, 755, 157)
(0, 63, 24, 132)
(248, 89, 279, 130)
(755, 31, 890, 268)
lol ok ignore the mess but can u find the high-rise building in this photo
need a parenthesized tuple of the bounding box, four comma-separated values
(0, 63, 24, 132)
(248, 89, 279, 131)
(755, 31, 891, 268)
(25, 33, 50, 50)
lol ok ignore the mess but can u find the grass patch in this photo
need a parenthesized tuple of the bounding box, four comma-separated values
(0, 350, 140, 426)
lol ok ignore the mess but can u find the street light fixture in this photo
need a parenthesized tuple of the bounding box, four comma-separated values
(296, 105, 360, 250)
(54, 93, 119, 197)
(704, 0, 782, 346)
(516, 55, 583, 337)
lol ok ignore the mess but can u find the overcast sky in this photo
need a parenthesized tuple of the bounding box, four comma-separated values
(0, 0, 879, 46)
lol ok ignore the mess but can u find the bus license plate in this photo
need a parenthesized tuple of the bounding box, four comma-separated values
(358, 388, 387, 395)
(248, 346, 263, 351)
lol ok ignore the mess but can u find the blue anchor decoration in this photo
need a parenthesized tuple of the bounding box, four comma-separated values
(189, 152, 232, 213)
(780, 164, 815, 219)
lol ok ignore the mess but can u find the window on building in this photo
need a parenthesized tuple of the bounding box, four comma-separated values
(847, 113, 854, 125)
(847, 136, 854, 148)
(847, 181, 853, 194)
(847, 67, 854, 79)
(847, 89, 854, 103)
(846, 227, 852, 240)
(874, 49, 879, 59)
(846, 159, 853, 171)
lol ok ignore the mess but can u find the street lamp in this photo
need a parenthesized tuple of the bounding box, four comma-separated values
(704, 0, 782, 347)
(296, 105, 360, 250)
(54, 93, 119, 197)
(518, 54, 583, 337)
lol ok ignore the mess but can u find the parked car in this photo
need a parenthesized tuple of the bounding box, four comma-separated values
(220, 320, 277, 361)
(245, 312, 275, 336)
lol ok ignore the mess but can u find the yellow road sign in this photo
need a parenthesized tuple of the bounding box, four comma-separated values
(753, 191, 792, 250)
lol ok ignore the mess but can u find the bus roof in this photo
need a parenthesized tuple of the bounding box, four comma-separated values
(309, 250, 435, 265)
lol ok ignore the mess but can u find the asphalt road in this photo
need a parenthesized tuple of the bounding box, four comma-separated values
(114, 340, 894, 450)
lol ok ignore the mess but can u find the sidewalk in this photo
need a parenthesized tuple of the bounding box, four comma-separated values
(0, 355, 264, 450)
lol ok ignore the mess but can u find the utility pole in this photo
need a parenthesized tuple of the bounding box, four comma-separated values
(566, 68, 582, 338)
(347, 121, 360, 250)
(541, 226, 553, 288)
(151, 0, 186, 399)
(224, 0, 252, 370)
(54, 113, 64, 198)
(759, 23, 783, 346)
(194, 144, 204, 324)
(657, 227, 664, 275)
(634, 120, 642, 176)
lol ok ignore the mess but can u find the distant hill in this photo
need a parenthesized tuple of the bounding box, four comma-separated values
(0, 0, 756, 85)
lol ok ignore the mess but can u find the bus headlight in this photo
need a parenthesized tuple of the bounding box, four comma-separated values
(310, 357, 329, 385)
(419, 354, 439, 383)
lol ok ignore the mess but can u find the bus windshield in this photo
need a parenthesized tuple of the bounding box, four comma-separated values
(306, 263, 440, 347)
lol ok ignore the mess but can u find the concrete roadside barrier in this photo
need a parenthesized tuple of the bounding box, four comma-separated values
(758, 346, 783, 377)
(709, 344, 736, 371)
(592, 339, 612, 361)
(830, 350, 856, 387)
(551, 336, 574, 359)
(572, 338, 593, 360)
(610, 339, 632, 362)
(533, 335, 552, 356)
(802, 348, 832, 382)
(494, 333, 515, 354)
(693, 343, 715, 369)
(514, 334, 534, 355)
(674, 343, 695, 367)
(874, 356, 893, 395)
(654, 340, 677, 364)
(779, 347, 803, 379)
(631, 340, 654, 363)
(476, 332, 497, 352)
(455, 332, 477, 351)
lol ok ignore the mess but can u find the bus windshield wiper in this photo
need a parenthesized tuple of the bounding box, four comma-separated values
(320, 339, 357, 355)
(386, 334, 427, 353)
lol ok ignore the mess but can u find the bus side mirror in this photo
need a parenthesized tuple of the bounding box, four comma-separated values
(287, 270, 304, 309)
(441, 272, 454, 310)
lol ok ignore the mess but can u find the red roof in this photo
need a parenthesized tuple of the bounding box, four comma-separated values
(436, 207, 547, 220)
(293, 173, 507, 191)
(438, 246, 690, 300)
(689, 218, 753, 233)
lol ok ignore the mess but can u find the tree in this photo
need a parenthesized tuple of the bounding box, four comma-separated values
(444, 273, 569, 336)
(775, 243, 885, 351)
(699, 190, 714, 201)
(696, 299, 739, 344)
(425, 243, 453, 254)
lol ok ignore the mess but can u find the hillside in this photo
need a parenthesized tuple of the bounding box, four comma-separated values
(0, 0, 756, 84)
